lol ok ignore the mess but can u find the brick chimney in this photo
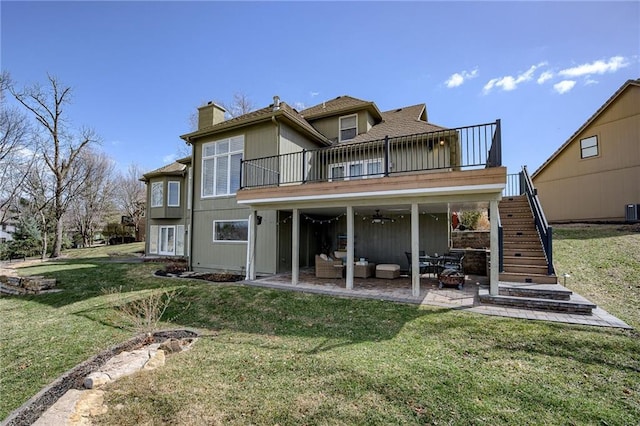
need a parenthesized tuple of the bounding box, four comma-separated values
(197, 101, 226, 129)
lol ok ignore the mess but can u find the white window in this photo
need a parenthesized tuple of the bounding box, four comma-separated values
(339, 114, 357, 142)
(167, 181, 180, 207)
(213, 220, 248, 242)
(176, 225, 185, 256)
(159, 226, 175, 255)
(580, 135, 598, 159)
(149, 225, 158, 254)
(202, 136, 244, 197)
(151, 182, 163, 207)
(329, 158, 383, 181)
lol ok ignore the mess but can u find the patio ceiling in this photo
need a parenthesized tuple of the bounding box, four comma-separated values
(282, 201, 490, 217)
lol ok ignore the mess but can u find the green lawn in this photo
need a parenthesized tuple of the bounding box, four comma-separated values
(1, 230, 639, 425)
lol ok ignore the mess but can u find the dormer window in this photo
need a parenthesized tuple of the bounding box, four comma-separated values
(339, 114, 357, 142)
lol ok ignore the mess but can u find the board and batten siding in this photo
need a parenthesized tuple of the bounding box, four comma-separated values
(533, 87, 640, 222)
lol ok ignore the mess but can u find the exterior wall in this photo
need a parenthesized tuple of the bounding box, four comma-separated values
(276, 212, 449, 272)
(148, 176, 186, 220)
(307, 110, 370, 143)
(190, 122, 280, 274)
(533, 87, 640, 222)
(145, 173, 188, 257)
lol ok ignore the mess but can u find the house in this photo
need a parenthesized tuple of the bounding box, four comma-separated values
(0, 221, 16, 243)
(148, 94, 508, 297)
(532, 79, 640, 223)
(141, 157, 191, 257)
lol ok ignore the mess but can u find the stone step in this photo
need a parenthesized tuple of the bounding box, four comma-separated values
(479, 289, 595, 314)
(498, 284, 572, 300)
(499, 272, 558, 284)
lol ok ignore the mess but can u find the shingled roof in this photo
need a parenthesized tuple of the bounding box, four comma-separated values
(141, 161, 187, 181)
(300, 95, 383, 121)
(181, 101, 330, 145)
(350, 104, 447, 143)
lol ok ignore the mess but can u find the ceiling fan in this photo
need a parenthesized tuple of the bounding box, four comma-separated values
(370, 209, 395, 224)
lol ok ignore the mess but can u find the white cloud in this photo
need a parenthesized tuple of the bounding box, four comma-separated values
(309, 91, 319, 97)
(445, 68, 479, 88)
(537, 71, 554, 84)
(553, 80, 576, 94)
(558, 56, 629, 78)
(483, 63, 545, 94)
(162, 153, 178, 164)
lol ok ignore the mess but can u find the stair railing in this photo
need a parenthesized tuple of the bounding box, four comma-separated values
(521, 166, 555, 275)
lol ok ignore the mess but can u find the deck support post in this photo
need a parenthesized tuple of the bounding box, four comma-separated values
(411, 203, 420, 297)
(292, 208, 299, 286)
(490, 200, 500, 295)
(246, 210, 257, 280)
(346, 206, 354, 290)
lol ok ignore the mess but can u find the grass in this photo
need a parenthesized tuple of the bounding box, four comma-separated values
(1, 232, 639, 425)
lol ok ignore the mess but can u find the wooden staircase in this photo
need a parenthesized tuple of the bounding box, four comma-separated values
(499, 195, 557, 284)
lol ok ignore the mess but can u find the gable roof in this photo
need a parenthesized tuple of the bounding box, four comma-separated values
(300, 95, 383, 121)
(350, 103, 447, 143)
(141, 161, 187, 181)
(181, 101, 331, 145)
(532, 79, 640, 179)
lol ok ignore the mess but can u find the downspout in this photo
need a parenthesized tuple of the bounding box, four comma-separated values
(187, 136, 195, 271)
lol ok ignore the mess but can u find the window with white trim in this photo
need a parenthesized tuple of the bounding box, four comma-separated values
(580, 135, 598, 159)
(202, 136, 244, 197)
(151, 182, 163, 207)
(167, 181, 180, 207)
(329, 158, 383, 181)
(213, 220, 248, 242)
(339, 114, 357, 142)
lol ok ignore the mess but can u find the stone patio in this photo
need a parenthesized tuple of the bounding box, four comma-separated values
(249, 268, 631, 329)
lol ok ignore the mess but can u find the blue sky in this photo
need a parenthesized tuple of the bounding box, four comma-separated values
(2, 1, 638, 175)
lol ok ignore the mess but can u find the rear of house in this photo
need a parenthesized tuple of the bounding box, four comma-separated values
(144, 94, 509, 296)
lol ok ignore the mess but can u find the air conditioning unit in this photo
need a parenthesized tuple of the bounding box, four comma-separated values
(625, 204, 640, 222)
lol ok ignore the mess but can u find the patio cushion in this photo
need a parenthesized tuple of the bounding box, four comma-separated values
(376, 264, 400, 272)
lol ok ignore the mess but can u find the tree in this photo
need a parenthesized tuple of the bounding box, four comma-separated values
(114, 164, 146, 241)
(67, 149, 116, 247)
(0, 71, 33, 221)
(10, 74, 99, 257)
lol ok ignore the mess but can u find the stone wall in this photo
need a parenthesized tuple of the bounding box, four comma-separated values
(452, 230, 490, 249)
(450, 248, 488, 276)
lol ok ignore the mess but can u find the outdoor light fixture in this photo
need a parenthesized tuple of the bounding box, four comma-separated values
(371, 210, 394, 224)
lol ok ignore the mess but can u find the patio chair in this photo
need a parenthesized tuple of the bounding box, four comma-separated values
(405, 251, 430, 275)
(315, 254, 344, 278)
(442, 252, 465, 273)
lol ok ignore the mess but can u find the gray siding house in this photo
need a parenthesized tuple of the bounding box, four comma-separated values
(144, 95, 507, 296)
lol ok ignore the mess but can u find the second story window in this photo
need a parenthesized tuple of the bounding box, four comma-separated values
(339, 114, 357, 142)
(151, 181, 163, 207)
(167, 181, 180, 207)
(202, 136, 244, 197)
(580, 135, 598, 159)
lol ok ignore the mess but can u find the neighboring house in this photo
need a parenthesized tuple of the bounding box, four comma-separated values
(0, 221, 16, 243)
(150, 94, 508, 296)
(532, 79, 640, 223)
(141, 157, 191, 257)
